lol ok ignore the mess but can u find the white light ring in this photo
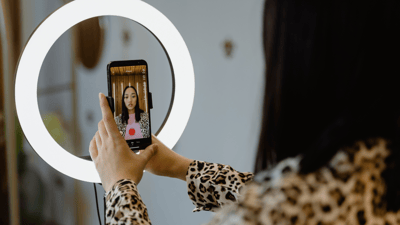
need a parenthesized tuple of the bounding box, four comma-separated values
(15, 0, 195, 183)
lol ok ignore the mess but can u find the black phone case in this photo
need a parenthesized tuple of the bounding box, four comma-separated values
(106, 96, 114, 114)
(106, 60, 152, 151)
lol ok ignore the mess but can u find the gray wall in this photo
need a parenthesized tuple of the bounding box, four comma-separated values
(20, 0, 265, 224)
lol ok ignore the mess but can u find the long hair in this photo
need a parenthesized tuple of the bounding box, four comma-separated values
(255, 0, 400, 210)
(121, 86, 144, 124)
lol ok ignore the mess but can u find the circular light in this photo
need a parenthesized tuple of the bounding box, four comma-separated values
(15, 0, 195, 183)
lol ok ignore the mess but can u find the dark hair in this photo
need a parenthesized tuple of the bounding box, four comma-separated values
(121, 86, 144, 124)
(255, 0, 400, 209)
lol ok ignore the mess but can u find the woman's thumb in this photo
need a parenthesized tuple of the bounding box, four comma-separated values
(140, 144, 158, 162)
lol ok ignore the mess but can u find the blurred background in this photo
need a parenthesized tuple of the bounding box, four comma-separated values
(0, 0, 265, 224)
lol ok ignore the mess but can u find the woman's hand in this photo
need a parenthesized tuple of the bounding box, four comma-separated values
(140, 134, 193, 181)
(89, 93, 158, 192)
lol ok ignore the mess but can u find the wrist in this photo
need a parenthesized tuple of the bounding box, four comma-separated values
(170, 157, 193, 181)
(105, 175, 138, 192)
(104, 178, 122, 193)
(104, 178, 137, 194)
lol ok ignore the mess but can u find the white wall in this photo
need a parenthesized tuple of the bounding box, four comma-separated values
(20, 0, 265, 224)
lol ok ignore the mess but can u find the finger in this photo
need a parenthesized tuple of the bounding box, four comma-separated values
(139, 144, 158, 163)
(98, 120, 108, 139)
(95, 131, 102, 150)
(151, 134, 168, 150)
(89, 137, 98, 160)
(99, 93, 120, 136)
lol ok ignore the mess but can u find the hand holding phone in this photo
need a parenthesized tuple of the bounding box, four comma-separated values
(89, 93, 158, 192)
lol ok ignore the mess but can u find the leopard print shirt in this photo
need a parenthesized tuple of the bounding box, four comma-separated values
(114, 112, 150, 139)
(206, 138, 400, 225)
(105, 138, 400, 225)
(105, 179, 150, 225)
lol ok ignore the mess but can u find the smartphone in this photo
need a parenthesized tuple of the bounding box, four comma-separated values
(107, 60, 152, 151)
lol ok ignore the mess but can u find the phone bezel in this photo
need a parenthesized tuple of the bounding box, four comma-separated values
(107, 59, 152, 151)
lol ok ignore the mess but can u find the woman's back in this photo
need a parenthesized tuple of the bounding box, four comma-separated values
(207, 139, 400, 224)
(256, 0, 400, 212)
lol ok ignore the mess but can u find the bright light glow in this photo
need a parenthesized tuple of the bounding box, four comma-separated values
(15, 0, 195, 183)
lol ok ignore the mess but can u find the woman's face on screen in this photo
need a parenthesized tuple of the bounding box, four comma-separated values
(124, 87, 137, 111)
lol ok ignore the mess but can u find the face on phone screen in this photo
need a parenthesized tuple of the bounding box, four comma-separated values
(109, 64, 150, 142)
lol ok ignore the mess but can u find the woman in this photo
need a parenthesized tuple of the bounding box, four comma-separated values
(114, 85, 150, 139)
(90, 0, 400, 224)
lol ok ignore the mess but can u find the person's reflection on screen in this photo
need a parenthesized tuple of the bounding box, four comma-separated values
(114, 85, 150, 139)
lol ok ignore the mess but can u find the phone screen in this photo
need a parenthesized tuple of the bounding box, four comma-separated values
(108, 60, 151, 150)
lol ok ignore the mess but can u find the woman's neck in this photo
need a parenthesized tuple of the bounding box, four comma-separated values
(128, 109, 135, 114)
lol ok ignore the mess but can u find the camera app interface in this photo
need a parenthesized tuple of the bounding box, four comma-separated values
(110, 65, 150, 141)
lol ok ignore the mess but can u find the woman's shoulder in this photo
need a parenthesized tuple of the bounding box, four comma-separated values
(140, 111, 149, 119)
(252, 138, 390, 186)
(339, 138, 390, 169)
(250, 138, 391, 192)
(114, 114, 123, 122)
(227, 138, 394, 224)
(252, 156, 302, 187)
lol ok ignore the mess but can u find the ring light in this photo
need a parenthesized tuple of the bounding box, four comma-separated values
(15, 0, 195, 183)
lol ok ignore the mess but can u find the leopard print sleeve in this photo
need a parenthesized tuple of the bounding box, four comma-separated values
(139, 112, 150, 138)
(114, 114, 126, 137)
(186, 160, 254, 212)
(104, 179, 151, 225)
